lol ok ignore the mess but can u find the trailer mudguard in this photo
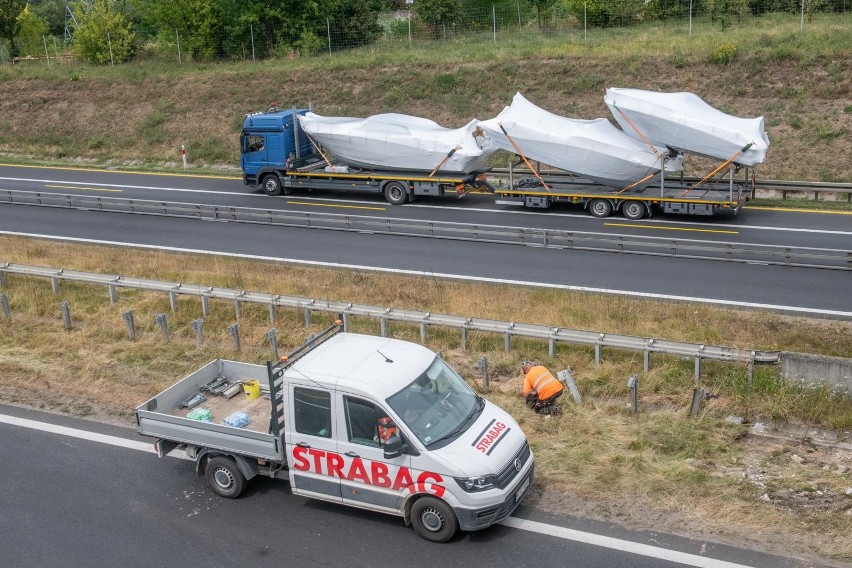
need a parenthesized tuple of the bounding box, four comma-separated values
(195, 448, 259, 481)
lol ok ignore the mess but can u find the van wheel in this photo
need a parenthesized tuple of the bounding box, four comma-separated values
(588, 198, 613, 218)
(205, 456, 246, 499)
(622, 201, 646, 220)
(384, 182, 408, 205)
(411, 497, 459, 542)
(261, 174, 282, 196)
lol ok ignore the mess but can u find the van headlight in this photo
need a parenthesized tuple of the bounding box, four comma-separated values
(454, 475, 496, 492)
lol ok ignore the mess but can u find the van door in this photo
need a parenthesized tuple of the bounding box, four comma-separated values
(286, 384, 341, 502)
(336, 394, 411, 514)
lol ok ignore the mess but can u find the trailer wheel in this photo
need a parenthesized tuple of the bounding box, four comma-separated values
(384, 182, 409, 205)
(621, 201, 646, 220)
(588, 198, 613, 218)
(261, 174, 282, 197)
(205, 456, 246, 499)
(410, 497, 459, 543)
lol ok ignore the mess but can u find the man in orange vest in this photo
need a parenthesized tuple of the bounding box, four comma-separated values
(377, 416, 398, 444)
(520, 361, 564, 414)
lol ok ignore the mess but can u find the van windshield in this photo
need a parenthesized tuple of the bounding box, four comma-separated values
(386, 357, 481, 448)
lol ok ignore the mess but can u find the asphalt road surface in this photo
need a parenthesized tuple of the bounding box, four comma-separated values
(0, 404, 824, 568)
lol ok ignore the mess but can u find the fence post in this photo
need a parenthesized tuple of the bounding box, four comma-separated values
(267, 328, 279, 360)
(492, 5, 497, 45)
(61, 301, 72, 330)
(43, 35, 50, 67)
(327, 18, 332, 55)
(250, 23, 256, 62)
(408, 13, 412, 49)
(191, 319, 204, 346)
(175, 29, 182, 64)
(227, 323, 241, 352)
(107, 30, 114, 66)
(517, 1, 521, 27)
(122, 310, 136, 339)
(155, 313, 169, 342)
(584, 2, 587, 42)
(689, 0, 693, 37)
(800, 0, 805, 32)
(0, 293, 9, 318)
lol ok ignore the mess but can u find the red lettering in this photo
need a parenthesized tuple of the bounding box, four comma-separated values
(326, 452, 344, 479)
(292, 445, 310, 471)
(391, 467, 414, 491)
(415, 472, 446, 498)
(475, 422, 507, 453)
(308, 448, 326, 474)
(347, 458, 371, 484)
(371, 461, 391, 488)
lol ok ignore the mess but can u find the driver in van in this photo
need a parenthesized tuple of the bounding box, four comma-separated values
(377, 416, 398, 444)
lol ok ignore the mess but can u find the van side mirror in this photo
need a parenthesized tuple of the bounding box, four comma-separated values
(383, 435, 407, 459)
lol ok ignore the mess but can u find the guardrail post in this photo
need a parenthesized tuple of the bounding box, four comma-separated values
(227, 323, 240, 352)
(380, 316, 389, 337)
(169, 290, 178, 313)
(627, 375, 638, 415)
(269, 302, 276, 325)
(694, 346, 704, 384)
(478, 356, 489, 392)
(108, 283, 117, 304)
(0, 271, 5, 288)
(51, 276, 60, 295)
(342, 312, 350, 332)
(420, 318, 428, 342)
(201, 294, 210, 317)
(557, 368, 581, 404)
(155, 313, 169, 342)
(505, 323, 514, 352)
(60, 301, 72, 330)
(234, 298, 242, 320)
(0, 293, 9, 318)
(460, 326, 468, 351)
(548, 331, 557, 357)
(689, 387, 706, 418)
(595, 333, 604, 365)
(267, 328, 279, 360)
(644, 339, 654, 372)
(304, 307, 312, 326)
(122, 310, 136, 340)
(191, 319, 204, 346)
(747, 352, 755, 388)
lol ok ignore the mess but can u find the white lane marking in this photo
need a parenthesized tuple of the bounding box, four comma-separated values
(1, 412, 754, 567)
(1, 176, 849, 236)
(1, 230, 850, 319)
(500, 517, 756, 568)
(0, 413, 191, 460)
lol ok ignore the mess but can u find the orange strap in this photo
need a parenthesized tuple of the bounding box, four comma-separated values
(305, 133, 334, 169)
(684, 143, 753, 195)
(429, 146, 461, 178)
(499, 122, 550, 191)
(611, 102, 663, 160)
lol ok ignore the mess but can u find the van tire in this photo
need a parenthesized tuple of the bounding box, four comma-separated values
(205, 456, 246, 499)
(261, 174, 282, 196)
(410, 496, 459, 542)
(384, 182, 408, 205)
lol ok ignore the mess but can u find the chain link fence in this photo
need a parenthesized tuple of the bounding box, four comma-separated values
(3, 0, 849, 65)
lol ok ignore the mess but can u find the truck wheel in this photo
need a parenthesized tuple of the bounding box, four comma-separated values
(205, 456, 246, 499)
(588, 198, 613, 218)
(384, 182, 408, 205)
(261, 174, 282, 197)
(410, 497, 459, 543)
(621, 201, 646, 220)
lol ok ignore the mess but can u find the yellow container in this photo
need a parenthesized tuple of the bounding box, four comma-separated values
(243, 380, 261, 400)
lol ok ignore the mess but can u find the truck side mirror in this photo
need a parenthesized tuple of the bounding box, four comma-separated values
(383, 435, 407, 459)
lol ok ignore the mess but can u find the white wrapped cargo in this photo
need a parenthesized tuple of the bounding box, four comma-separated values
(478, 92, 680, 189)
(297, 112, 497, 174)
(605, 88, 770, 166)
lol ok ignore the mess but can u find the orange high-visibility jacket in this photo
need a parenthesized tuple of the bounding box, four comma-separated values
(523, 366, 563, 400)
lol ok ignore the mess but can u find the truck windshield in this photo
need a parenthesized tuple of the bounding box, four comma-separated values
(386, 357, 480, 448)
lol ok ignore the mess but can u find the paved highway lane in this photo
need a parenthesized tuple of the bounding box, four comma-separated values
(2, 165, 851, 251)
(1, 205, 849, 318)
(0, 405, 817, 568)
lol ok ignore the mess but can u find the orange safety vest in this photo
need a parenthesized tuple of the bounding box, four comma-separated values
(377, 417, 397, 443)
(523, 366, 563, 400)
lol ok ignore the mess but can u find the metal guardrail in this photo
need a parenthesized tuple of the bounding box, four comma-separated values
(0, 263, 781, 381)
(2, 190, 850, 270)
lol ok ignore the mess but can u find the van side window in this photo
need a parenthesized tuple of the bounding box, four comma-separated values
(344, 396, 380, 447)
(294, 387, 331, 438)
(246, 134, 264, 153)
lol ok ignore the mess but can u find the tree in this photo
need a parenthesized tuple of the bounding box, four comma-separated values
(0, 0, 26, 57)
(29, 0, 67, 37)
(72, 0, 135, 63)
(529, 0, 556, 28)
(413, 0, 461, 37)
(16, 4, 48, 56)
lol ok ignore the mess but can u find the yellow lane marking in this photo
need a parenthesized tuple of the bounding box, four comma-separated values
(604, 223, 739, 235)
(1, 163, 236, 180)
(744, 205, 852, 215)
(285, 200, 386, 211)
(45, 184, 123, 193)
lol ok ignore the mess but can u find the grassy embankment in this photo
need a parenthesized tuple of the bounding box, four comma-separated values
(1, 235, 851, 562)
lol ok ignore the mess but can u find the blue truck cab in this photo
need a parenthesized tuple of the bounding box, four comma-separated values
(241, 108, 314, 190)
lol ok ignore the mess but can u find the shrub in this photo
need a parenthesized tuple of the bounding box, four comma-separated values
(711, 42, 737, 65)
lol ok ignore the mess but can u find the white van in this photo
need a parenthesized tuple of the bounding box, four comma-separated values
(136, 323, 534, 542)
